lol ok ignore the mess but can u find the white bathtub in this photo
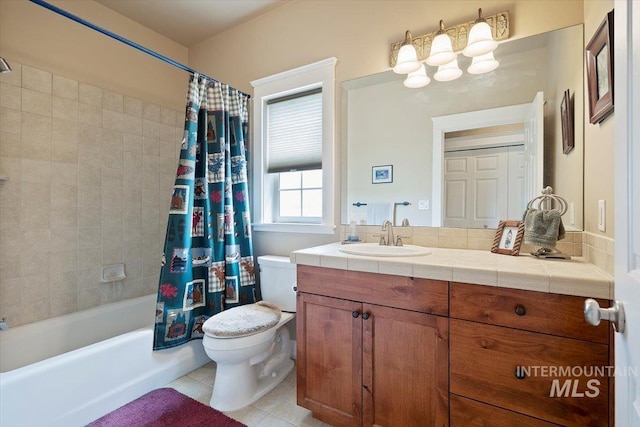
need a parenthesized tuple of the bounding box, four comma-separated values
(0, 295, 210, 427)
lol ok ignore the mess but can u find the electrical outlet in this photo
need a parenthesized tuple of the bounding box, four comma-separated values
(418, 200, 430, 210)
(598, 200, 606, 232)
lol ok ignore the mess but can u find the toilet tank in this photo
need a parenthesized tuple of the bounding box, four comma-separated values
(257, 255, 297, 313)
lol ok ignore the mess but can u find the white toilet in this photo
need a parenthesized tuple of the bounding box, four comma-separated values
(202, 255, 296, 412)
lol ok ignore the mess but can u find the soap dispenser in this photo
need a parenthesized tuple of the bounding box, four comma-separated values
(347, 214, 360, 242)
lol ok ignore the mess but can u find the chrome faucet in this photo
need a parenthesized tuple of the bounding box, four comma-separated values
(381, 220, 394, 246)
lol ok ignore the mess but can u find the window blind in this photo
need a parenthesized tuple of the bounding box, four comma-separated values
(266, 89, 322, 173)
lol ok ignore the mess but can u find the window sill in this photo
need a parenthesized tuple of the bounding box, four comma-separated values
(252, 223, 336, 234)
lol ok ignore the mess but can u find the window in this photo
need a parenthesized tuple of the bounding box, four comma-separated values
(251, 58, 336, 234)
(277, 170, 323, 222)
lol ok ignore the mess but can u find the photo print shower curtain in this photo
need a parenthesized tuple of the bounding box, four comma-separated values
(153, 75, 255, 350)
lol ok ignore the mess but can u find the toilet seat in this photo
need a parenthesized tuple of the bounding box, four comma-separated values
(202, 312, 294, 351)
(203, 301, 281, 338)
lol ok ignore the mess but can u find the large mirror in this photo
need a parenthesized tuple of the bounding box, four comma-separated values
(341, 24, 584, 230)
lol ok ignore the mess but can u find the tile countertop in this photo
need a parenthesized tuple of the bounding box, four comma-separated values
(290, 242, 614, 300)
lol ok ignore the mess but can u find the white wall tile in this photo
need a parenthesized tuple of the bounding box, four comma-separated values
(52, 97, 78, 121)
(103, 90, 124, 112)
(0, 60, 185, 326)
(53, 75, 78, 100)
(0, 61, 21, 86)
(0, 107, 22, 134)
(143, 103, 160, 121)
(0, 83, 21, 110)
(0, 131, 21, 157)
(124, 96, 143, 117)
(22, 89, 51, 116)
(79, 83, 102, 107)
(22, 66, 51, 94)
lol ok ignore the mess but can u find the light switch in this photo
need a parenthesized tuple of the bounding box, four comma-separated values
(569, 202, 575, 225)
(598, 200, 606, 232)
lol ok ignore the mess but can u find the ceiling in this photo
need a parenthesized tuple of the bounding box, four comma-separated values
(94, 0, 288, 47)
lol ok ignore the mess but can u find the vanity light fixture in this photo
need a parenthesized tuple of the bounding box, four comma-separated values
(426, 20, 456, 66)
(393, 31, 421, 74)
(389, 9, 509, 87)
(404, 63, 431, 88)
(463, 8, 498, 57)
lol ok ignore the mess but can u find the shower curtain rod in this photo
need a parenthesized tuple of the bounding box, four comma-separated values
(29, 0, 250, 98)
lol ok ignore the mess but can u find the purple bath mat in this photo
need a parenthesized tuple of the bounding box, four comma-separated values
(86, 388, 246, 427)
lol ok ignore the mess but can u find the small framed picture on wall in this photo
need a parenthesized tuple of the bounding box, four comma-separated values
(585, 9, 614, 124)
(372, 165, 393, 184)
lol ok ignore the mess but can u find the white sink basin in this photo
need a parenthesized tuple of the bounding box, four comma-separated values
(338, 243, 432, 257)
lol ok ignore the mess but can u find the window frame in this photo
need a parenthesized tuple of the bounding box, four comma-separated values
(251, 58, 337, 234)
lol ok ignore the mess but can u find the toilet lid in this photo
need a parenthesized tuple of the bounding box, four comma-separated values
(203, 301, 282, 338)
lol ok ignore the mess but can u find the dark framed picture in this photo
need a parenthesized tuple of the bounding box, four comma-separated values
(491, 220, 524, 256)
(585, 10, 614, 124)
(372, 165, 393, 184)
(561, 89, 574, 154)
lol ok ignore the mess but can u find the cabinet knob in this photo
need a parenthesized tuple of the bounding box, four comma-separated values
(362, 313, 370, 320)
(352, 311, 360, 318)
(514, 366, 527, 380)
(514, 305, 526, 316)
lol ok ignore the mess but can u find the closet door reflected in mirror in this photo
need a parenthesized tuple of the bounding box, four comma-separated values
(443, 144, 524, 229)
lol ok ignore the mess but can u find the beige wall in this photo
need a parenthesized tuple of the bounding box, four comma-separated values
(189, 0, 586, 257)
(0, 0, 188, 110)
(583, 0, 615, 239)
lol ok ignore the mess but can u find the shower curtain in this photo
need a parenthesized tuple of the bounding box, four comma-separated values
(153, 75, 255, 350)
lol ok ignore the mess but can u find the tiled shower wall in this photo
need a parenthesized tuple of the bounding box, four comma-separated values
(0, 60, 184, 327)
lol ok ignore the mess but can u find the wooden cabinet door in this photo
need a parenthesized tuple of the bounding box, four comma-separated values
(296, 292, 363, 427)
(362, 303, 449, 427)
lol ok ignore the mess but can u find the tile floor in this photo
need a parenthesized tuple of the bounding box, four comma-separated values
(165, 362, 331, 427)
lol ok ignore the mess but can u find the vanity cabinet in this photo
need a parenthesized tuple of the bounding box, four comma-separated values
(296, 265, 449, 427)
(449, 282, 612, 427)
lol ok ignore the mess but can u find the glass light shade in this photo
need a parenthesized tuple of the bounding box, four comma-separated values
(434, 57, 462, 82)
(463, 21, 498, 57)
(404, 64, 431, 88)
(393, 44, 420, 74)
(467, 51, 499, 74)
(426, 33, 456, 66)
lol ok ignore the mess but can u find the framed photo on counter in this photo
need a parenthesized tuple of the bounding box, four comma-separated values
(491, 220, 524, 256)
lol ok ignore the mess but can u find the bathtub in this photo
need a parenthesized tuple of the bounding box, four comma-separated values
(0, 295, 210, 427)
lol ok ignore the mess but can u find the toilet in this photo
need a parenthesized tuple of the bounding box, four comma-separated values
(202, 255, 296, 412)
